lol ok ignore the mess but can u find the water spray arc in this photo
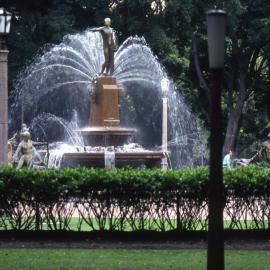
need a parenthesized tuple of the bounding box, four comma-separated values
(10, 30, 198, 168)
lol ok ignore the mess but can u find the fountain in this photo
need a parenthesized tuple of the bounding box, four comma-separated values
(62, 74, 164, 168)
(10, 26, 199, 169)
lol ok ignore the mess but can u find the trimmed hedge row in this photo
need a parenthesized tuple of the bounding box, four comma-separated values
(0, 166, 270, 231)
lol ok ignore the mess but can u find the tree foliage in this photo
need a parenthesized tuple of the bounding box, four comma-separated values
(188, 0, 270, 154)
(2, 0, 270, 157)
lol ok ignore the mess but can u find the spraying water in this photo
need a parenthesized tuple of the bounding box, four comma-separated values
(10, 29, 199, 168)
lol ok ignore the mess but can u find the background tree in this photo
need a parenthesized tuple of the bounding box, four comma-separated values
(1, 0, 270, 157)
(187, 0, 270, 154)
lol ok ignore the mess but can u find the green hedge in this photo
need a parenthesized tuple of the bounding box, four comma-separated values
(0, 166, 270, 231)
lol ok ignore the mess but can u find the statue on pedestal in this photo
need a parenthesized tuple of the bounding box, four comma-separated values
(90, 18, 118, 75)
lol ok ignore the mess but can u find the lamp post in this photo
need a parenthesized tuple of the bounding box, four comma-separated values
(206, 9, 227, 270)
(0, 7, 11, 166)
(160, 77, 170, 170)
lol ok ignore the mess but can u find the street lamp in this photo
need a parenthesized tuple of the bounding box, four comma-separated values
(160, 77, 170, 170)
(206, 9, 227, 270)
(0, 8, 12, 48)
(0, 7, 12, 166)
(207, 9, 226, 69)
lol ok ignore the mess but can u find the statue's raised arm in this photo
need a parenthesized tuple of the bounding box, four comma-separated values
(90, 18, 117, 75)
(90, 26, 105, 32)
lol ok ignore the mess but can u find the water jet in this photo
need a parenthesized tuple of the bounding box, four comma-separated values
(10, 30, 198, 168)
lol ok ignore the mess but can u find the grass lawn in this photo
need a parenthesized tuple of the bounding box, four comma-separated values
(0, 248, 269, 270)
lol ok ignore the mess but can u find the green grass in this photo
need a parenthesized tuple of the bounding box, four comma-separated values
(0, 248, 269, 270)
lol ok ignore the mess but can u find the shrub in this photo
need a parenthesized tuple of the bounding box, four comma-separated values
(0, 166, 269, 231)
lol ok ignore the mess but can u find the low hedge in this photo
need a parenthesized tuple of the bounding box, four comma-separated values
(0, 166, 270, 232)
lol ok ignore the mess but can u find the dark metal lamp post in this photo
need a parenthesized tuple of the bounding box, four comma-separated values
(0, 7, 12, 166)
(206, 9, 227, 270)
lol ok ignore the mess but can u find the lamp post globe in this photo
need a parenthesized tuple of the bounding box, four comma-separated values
(0, 8, 12, 34)
(160, 77, 170, 93)
(206, 9, 227, 69)
(0, 8, 12, 49)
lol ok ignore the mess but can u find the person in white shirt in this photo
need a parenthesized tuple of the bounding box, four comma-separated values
(223, 150, 233, 168)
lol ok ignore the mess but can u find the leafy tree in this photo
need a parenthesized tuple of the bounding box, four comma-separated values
(187, 0, 270, 154)
(5, 0, 75, 100)
(2, 0, 270, 157)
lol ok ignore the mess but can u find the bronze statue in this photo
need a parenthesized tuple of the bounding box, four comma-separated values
(90, 18, 118, 75)
(13, 125, 45, 169)
(14, 130, 34, 169)
(262, 133, 270, 163)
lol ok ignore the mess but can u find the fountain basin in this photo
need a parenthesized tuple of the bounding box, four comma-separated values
(77, 127, 136, 147)
(62, 151, 164, 168)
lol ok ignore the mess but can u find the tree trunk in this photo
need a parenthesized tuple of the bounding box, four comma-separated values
(192, 36, 211, 122)
(226, 65, 235, 116)
(223, 72, 248, 153)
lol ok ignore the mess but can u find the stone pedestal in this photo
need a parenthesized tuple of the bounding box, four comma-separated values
(0, 50, 9, 166)
(89, 76, 120, 127)
(79, 75, 136, 147)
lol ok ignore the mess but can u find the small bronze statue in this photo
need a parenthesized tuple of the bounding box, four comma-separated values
(90, 18, 118, 75)
(262, 133, 270, 163)
(14, 130, 34, 169)
(13, 124, 46, 169)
